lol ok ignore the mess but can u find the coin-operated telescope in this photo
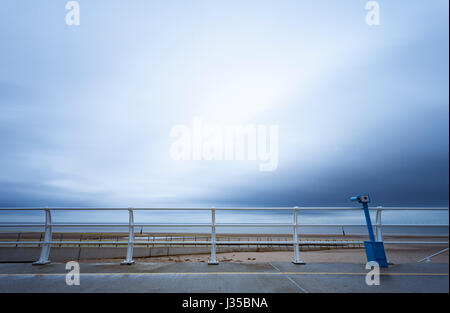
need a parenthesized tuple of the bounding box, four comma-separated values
(351, 194, 388, 268)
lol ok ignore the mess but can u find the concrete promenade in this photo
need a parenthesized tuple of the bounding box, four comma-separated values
(0, 262, 448, 293)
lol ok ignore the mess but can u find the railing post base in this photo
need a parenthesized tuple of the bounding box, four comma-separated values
(207, 260, 219, 265)
(120, 260, 135, 265)
(291, 260, 306, 265)
(32, 260, 51, 266)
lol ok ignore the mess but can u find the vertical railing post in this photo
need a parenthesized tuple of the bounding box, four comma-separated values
(376, 206, 383, 242)
(33, 208, 52, 265)
(375, 206, 390, 264)
(208, 207, 219, 265)
(292, 206, 305, 264)
(121, 208, 135, 265)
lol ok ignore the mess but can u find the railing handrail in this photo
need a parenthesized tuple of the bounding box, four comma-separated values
(0, 206, 448, 211)
(0, 223, 448, 227)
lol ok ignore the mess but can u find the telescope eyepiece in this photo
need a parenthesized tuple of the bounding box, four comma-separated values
(350, 194, 370, 203)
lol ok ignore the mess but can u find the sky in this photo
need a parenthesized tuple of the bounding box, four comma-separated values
(0, 0, 449, 208)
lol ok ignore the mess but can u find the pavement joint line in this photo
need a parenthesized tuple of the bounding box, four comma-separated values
(0, 272, 448, 277)
(269, 262, 309, 293)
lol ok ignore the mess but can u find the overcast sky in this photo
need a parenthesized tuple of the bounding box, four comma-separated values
(0, 0, 448, 208)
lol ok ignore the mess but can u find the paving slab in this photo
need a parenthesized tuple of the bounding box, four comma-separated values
(0, 262, 447, 293)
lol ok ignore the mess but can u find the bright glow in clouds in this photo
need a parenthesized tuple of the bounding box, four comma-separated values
(194, 69, 295, 121)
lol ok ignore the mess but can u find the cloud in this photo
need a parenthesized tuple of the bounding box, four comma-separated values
(0, 0, 448, 207)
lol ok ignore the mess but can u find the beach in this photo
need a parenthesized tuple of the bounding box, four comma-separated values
(1, 232, 447, 264)
(132, 244, 449, 263)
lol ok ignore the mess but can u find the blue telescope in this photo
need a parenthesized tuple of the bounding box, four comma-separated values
(351, 194, 389, 267)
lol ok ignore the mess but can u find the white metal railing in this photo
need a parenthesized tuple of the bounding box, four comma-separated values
(0, 207, 448, 265)
(417, 248, 450, 263)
